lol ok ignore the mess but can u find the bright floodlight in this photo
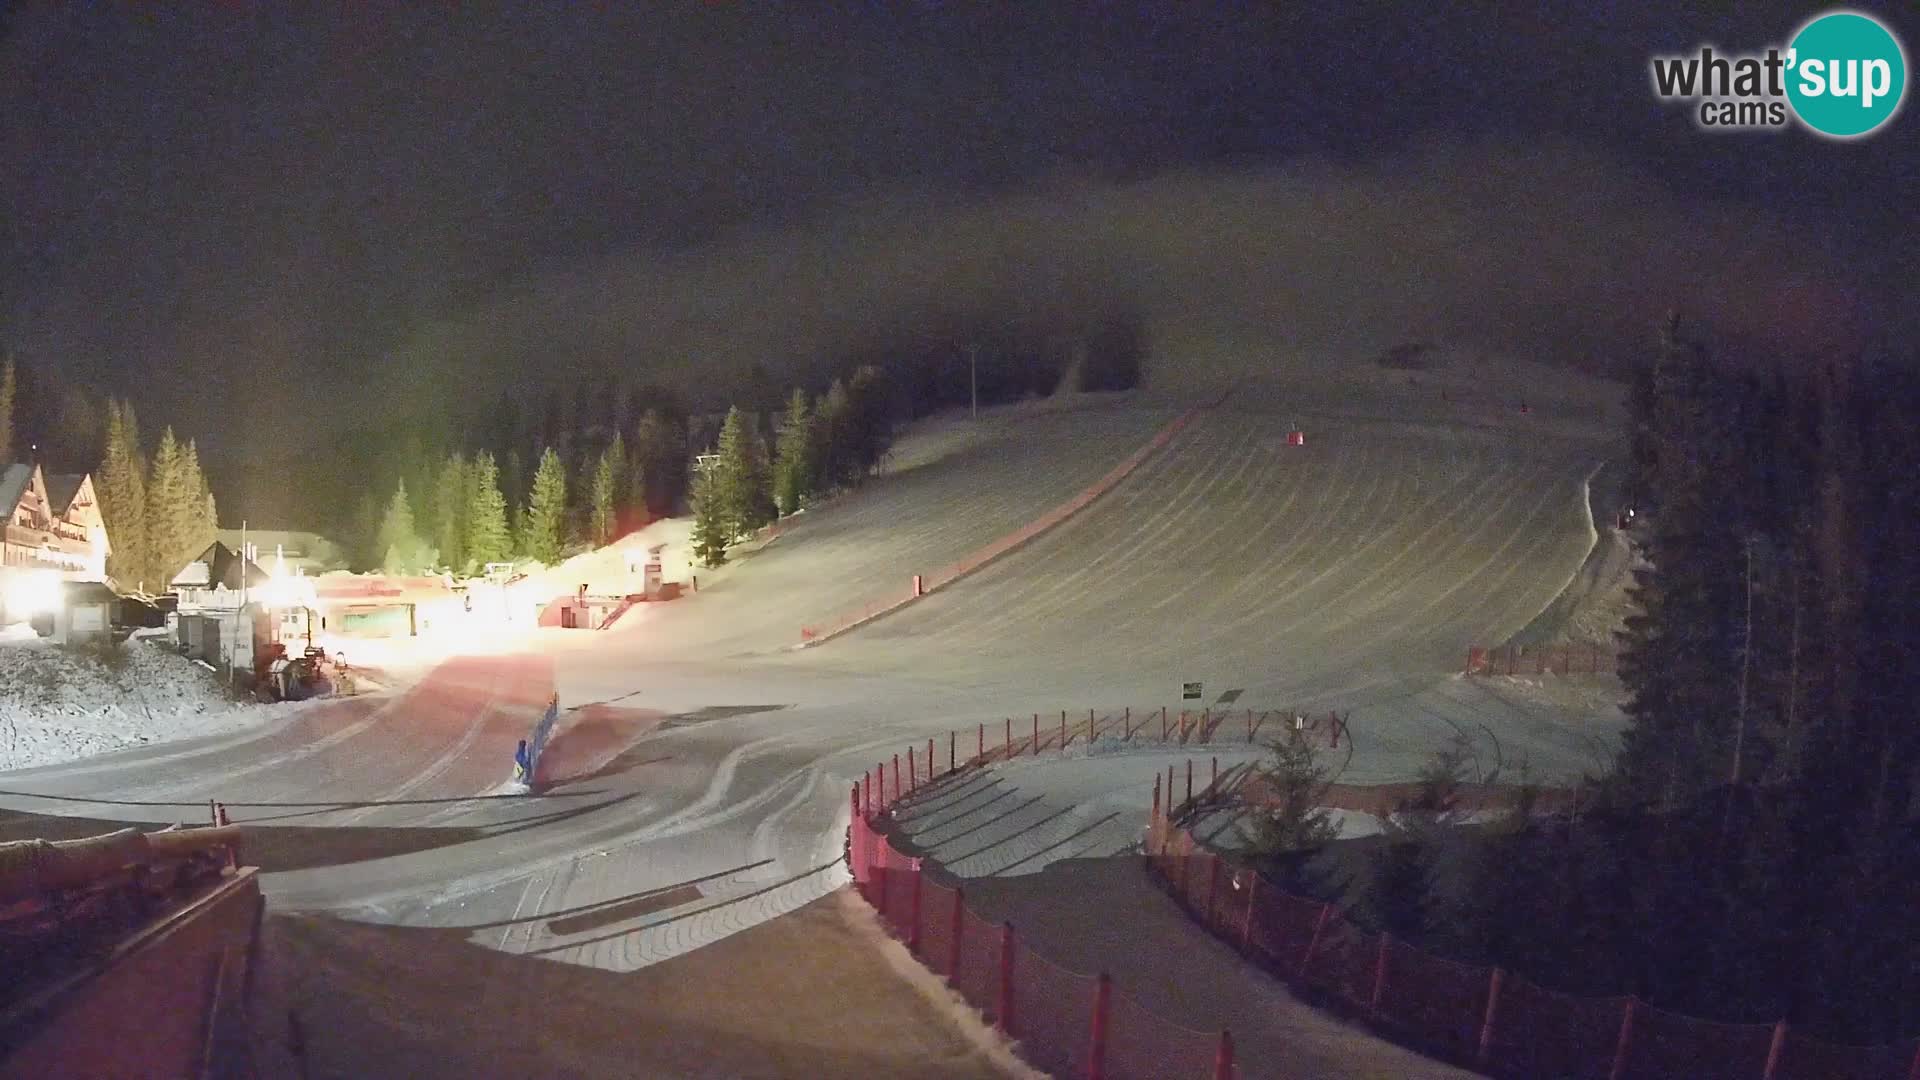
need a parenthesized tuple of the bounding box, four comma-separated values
(4, 570, 61, 620)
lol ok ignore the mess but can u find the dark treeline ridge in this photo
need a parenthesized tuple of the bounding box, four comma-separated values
(1343, 320, 1920, 1044)
(328, 313, 1144, 571)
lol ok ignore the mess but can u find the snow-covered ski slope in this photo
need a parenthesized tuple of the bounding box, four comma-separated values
(603, 395, 1179, 657)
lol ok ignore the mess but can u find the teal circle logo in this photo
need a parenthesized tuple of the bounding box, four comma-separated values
(1786, 11, 1907, 138)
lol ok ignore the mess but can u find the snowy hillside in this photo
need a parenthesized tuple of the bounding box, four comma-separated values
(0, 630, 283, 771)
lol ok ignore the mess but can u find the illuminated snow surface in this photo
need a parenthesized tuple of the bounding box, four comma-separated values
(2, 360, 1631, 1077)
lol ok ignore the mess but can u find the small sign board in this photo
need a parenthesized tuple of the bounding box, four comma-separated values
(1182, 681, 1203, 701)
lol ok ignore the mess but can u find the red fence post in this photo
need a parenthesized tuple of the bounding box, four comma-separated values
(1152, 774, 1162, 826)
(908, 745, 916, 792)
(217, 802, 229, 827)
(1087, 971, 1113, 1080)
(912, 573, 923, 597)
(1477, 968, 1505, 1070)
(892, 754, 901, 804)
(1005, 716, 1012, 758)
(1240, 871, 1258, 950)
(1301, 902, 1334, 974)
(1089, 707, 1096, 742)
(1212, 1029, 1235, 1080)
(1761, 1020, 1787, 1080)
(1205, 854, 1222, 928)
(1185, 759, 1194, 805)
(927, 737, 935, 782)
(1032, 713, 1040, 755)
(1370, 932, 1390, 1021)
(997, 922, 1017, 1037)
(1166, 765, 1175, 811)
(1060, 709, 1068, 749)
(909, 858, 924, 955)
(948, 887, 966, 980)
(1609, 998, 1638, 1080)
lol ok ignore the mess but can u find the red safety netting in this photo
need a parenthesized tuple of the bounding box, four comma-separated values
(1245, 887, 1326, 974)
(952, 905, 1004, 1022)
(1102, 984, 1221, 1080)
(1622, 1000, 1776, 1080)
(1300, 911, 1378, 1009)
(1011, 941, 1094, 1079)
(917, 875, 959, 979)
(1374, 937, 1491, 1063)
(1772, 1031, 1920, 1080)
(1486, 972, 1629, 1080)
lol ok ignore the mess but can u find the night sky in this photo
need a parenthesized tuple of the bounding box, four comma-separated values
(3, 3, 1915, 522)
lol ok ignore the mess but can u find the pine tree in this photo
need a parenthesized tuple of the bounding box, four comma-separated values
(712, 406, 772, 539)
(633, 409, 686, 516)
(0, 355, 14, 463)
(377, 479, 413, 569)
(145, 427, 187, 585)
(689, 458, 729, 568)
(465, 452, 511, 567)
(816, 378, 852, 489)
(523, 447, 568, 564)
(97, 400, 149, 587)
(503, 448, 527, 553)
(590, 437, 621, 546)
(773, 388, 816, 516)
(180, 438, 217, 559)
(434, 452, 469, 573)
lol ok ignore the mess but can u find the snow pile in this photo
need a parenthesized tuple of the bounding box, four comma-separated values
(0, 633, 282, 772)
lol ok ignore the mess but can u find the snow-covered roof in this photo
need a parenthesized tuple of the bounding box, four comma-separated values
(171, 541, 270, 590)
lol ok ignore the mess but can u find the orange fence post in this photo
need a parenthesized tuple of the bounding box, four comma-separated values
(1477, 968, 1505, 1069)
(948, 887, 966, 980)
(1212, 1030, 1235, 1080)
(1761, 1020, 1787, 1080)
(997, 922, 1017, 1037)
(1369, 932, 1390, 1021)
(908, 858, 924, 955)
(1087, 972, 1113, 1080)
(1609, 998, 1638, 1080)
